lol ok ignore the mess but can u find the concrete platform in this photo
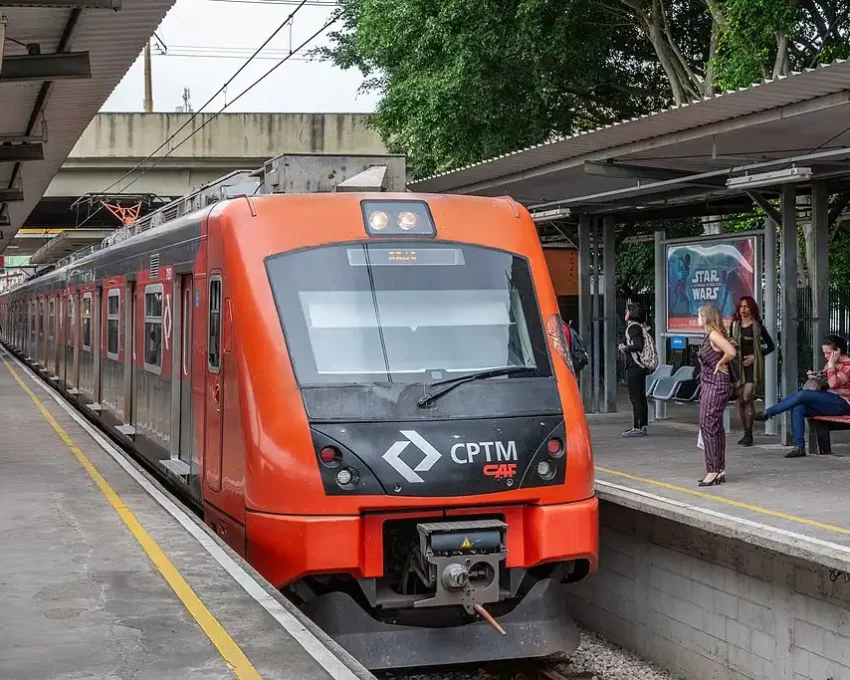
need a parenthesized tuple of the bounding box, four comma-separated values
(0, 347, 372, 680)
(589, 399, 850, 571)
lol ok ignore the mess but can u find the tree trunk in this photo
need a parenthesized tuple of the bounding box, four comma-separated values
(645, 20, 688, 104)
(773, 31, 791, 78)
(703, 8, 721, 95)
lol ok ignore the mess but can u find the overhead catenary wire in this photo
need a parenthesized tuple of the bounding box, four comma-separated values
(86, 0, 311, 207)
(112, 16, 338, 197)
(208, 0, 338, 5)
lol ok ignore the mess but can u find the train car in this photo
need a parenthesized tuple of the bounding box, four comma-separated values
(0, 155, 598, 670)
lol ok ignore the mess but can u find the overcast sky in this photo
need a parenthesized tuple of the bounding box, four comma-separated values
(102, 0, 380, 113)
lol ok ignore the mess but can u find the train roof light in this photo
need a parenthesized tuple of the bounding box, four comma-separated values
(362, 200, 435, 238)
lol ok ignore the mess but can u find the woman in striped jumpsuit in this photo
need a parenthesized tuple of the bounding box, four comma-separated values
(697, 305, 737, 486)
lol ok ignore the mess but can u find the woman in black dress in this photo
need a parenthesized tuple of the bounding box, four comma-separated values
(729, 296, 775, 446)
(618, 303, 649, 438)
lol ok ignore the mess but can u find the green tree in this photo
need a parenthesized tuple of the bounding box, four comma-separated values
(321, 0, 670, 178)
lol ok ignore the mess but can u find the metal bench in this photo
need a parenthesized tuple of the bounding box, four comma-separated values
(807, 415, 850, 454)
(650, 366, 696, 402)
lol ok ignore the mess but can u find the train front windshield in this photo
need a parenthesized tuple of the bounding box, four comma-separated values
(266, 243, 553, 385)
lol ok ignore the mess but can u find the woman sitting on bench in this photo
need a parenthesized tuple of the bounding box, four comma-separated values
(757, 334, 850, 458)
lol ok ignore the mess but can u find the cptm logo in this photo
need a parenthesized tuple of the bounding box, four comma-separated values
(382, 431, 519, 483)
(382, 431, 442, 484)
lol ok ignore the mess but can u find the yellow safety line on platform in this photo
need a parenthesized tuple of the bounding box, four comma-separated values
(3, 359, 263, 680)
(596, 466, 850, 537)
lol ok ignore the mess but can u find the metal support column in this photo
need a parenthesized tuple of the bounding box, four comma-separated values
(654, 228, 667, 421)
(603, 215, 618, 412)
(811, 183, 830, 366)
(763, 217, 778, 435)
(592, 218, 601, 414)
(578, 215, 592, 411)
(780, 185, 798, 446)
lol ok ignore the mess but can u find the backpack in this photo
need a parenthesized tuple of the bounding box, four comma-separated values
(568, 326, 589, 373)
(629, 321, 658, 372)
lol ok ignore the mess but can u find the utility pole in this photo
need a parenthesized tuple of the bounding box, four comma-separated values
(143, 40, 153, 113)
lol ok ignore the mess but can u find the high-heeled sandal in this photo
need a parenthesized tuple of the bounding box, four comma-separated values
(697, 472, 726, 483)
(698, 475, 722, 487)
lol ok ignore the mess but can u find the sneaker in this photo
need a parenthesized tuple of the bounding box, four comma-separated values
(784, 446, 806, 459)
(623, 428, 647, 438)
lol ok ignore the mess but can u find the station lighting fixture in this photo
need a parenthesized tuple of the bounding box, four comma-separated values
(726, 167, 812, 190)
(530, 207, 571, 224)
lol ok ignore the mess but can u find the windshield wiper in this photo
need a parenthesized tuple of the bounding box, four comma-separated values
(417, 366, 536, 408)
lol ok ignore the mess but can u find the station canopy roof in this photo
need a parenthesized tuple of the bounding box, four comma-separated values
(409, 60, 850, 222)
(0, 0, 176, 251)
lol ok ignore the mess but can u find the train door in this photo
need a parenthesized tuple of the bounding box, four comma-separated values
(178, 274, 195, 472)
(123, 281, 135, 429)
(58, 296, 66, 383)
(204, 274, 224, 494)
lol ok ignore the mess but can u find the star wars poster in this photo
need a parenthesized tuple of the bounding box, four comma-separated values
(666, 236, 757, 332)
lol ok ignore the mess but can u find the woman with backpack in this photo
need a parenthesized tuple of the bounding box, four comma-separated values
(728, 296, 775, 446)
(619, 303, 654, 437)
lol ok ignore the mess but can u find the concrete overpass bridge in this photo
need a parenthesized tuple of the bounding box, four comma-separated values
(23, 111, 387, 232)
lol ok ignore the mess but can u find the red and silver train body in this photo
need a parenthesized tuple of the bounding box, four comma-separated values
(0, 155, 598, 669)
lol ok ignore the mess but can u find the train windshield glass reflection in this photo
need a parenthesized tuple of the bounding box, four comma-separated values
(266, 243, 552, 385)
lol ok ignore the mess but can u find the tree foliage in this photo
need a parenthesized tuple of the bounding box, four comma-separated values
(321, 0, 669, 178)
(324, 0, 850, 177)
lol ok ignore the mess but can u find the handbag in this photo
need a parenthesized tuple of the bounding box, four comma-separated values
(727, 355, 741, 386)
(802, 371, 829, 391)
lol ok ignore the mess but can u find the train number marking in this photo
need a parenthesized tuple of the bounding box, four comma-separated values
(382, 430, 442, 484)
(483, 463, 518, 479)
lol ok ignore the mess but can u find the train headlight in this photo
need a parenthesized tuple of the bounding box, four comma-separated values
(368, 210, 389, 231)
(397, 211, 418, 231)
(362, 200, 436, 237)
(336, 467, 360, 490)
(537, 460, 556, 482)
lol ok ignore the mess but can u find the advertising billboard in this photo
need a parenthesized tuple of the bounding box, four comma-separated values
(666, 235, 757, 333)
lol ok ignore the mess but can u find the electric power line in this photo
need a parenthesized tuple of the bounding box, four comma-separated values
(156, 52, 314, 61)
(112, 16, 338, 197)
(208, 0, 338, 5)
(82, 0, 311, 220)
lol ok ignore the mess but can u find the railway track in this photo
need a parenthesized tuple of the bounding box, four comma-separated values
(375, 658, 597, 680)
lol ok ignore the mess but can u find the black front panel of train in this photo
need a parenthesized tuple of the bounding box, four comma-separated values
(311, 416, 566, 497)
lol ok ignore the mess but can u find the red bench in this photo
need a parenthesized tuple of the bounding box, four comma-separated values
(807, 415, 850, 454)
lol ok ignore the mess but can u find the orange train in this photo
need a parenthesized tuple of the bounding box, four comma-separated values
(0, 157, 598, 669)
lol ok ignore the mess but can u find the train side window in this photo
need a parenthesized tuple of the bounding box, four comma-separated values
(48, 298, 55, 339)
(208, 277, 222, 373)
(106, 290, 121, 359)
(144, 284, 164, 375)
(82, 294, 93, 350)
(38, 298, 44, 338)
(29, 301, 35, 334)
(182, 286, 192, 376)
